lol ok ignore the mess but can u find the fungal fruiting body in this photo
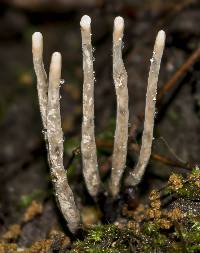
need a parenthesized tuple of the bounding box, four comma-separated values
(33, 16, 166, 232)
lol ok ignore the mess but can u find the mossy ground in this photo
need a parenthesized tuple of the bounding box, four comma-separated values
(1, 169, 199, 253)
(71, 168, 200, 253)
(70, 218, 200, 253)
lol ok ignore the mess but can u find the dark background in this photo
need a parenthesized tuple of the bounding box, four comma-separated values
(0, 0, 200, 247)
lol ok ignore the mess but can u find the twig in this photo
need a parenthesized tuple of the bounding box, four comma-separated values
(157, 137, 187, 164)
(129, 143, 192, 170)
(80, 15, 101, 198)
(95, 138, 192, 171)
(126, 30, 166, 186)
(110, 16, 129, 197)
(151, 153, 190, 170)
(157, 46, 200, 104)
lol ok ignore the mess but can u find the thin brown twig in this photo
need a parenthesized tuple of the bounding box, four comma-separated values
(157, 46, 200, 104)
(95, 138, 193, 170)
(129, 143, 192, 170)
(151, 153, 188, 169)
(157, 137, 187, 164)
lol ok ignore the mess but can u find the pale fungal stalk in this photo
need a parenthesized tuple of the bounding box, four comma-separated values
(110, 16, 129, 197)
(47, 52, 80, 233)
(80, 15, 101, 198)
(32, 34, 80, 233)
(32, 32, 48, 131)
(126, 30, 166, 187)
(33, 16, 166, 232)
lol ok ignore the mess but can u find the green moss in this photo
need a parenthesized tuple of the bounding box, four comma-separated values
(176, 181, 200, 201)
(191, 166, 200, 174)
(88, 228, 104, 242)
(171, 218, 200, 253)
(164, 168, 200, 200)
(143, 222, 159, 235)
(71, 225, 135, 253)
(141, 223, 170, 252)
(70, 169, 200, 253)
(177, 185, 198, 199)
(71, 223, 172, 253)
(153, 233, 168, 247)
(71, 216, 200, 252)
(185, 220, 200, 250)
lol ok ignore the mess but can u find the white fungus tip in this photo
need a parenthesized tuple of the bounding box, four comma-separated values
(114, 16, 124, 31)
(52, 52, 61, 62)
(156, 30, 166, 47)
(49, 52, 61, 85)
(32, 32, 43, 46)
(80, 15, 91, 29)
(50, 52, 62, 76)
(32, 32, 43, 58)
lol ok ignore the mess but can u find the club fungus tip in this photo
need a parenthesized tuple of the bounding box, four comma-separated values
(80, 15, 91, 30)
(114, 16, 124, 31)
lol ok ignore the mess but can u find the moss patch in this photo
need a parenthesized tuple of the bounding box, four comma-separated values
(71, 225, 135, 253)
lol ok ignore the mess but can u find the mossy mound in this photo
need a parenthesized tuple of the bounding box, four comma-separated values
(1, 169, 200, 252)
(71, 168, 200, 253)
(71, 217, 200, 253)
(71, 225, 135, 253)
